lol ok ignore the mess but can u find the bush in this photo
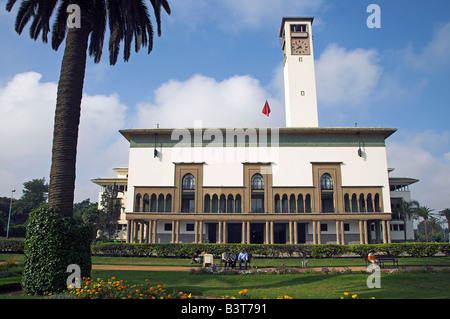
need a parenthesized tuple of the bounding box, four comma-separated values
(0, 238, 24, 253)
(22, 204, 92, 295)
(90, 242, 450, 259)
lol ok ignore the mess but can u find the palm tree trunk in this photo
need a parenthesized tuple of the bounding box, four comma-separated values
(48, 25, 90, 217)
(424, 219, 429, 242)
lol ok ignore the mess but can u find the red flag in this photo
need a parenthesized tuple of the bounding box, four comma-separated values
(262, 100, 271, 117)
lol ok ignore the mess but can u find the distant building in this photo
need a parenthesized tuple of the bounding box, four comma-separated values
(91, 168, 128, 240)
(389, 168, 419, 242)
(92, 17, 414, 245)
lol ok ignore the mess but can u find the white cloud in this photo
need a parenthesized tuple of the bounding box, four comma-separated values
(169, 0, 324, 32)
(134, 73, 285, 128)
(402, 22, 450, 71)
(387, 130, 450, 213)
(0, 72, 129, 202)
(315, 43, 382, 108)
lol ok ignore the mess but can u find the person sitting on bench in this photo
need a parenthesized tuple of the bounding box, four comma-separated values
(238, 249, 249, 270)
(221, 250, 230, 268)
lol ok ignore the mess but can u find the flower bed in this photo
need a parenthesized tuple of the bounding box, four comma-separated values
(56, 277, 191, 299)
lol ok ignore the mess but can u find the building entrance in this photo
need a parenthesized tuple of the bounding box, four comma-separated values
(250, 223, 264, 244)
(227, 223, 242, 243)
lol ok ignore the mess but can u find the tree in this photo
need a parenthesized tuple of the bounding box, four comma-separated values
(392, 199, 419, 242)
(73, 199, 101, 238)
(413, 205, 434, 242)
(98, 184, 123, 241)
(12, 178, 49, 225)
(439, 208, 450, 240)
(6, 0, 171, 217)
(6, 0, 170, 294)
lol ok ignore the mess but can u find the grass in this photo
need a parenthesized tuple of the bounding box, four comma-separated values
(2, 253, 450, 268)
(1, 253, 450, 299)
(88, 269, 450, 299)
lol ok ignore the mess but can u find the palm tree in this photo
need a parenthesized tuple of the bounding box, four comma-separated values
(6, 0, 171, 217)
(393, 199, 419, 242)
(439, 208, 450, 241)
(413, 205, 434, 242)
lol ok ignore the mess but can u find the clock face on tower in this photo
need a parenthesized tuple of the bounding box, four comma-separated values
(291, 38, 310, 55)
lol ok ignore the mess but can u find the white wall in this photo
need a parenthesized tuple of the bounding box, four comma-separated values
(126, 145, 391, 213)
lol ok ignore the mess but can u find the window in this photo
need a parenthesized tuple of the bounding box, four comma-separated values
(182, 174, 195, 190)
(181, 173, 195, 212)
(291, 24, 307, 32)
(164, 223, 172, 231)
(135, 194, 142, 212)
(186, 224, 194, 232)
(181, 194, 195, 212)
(320, 173, 333, 190)
(251, 174, 264, 213)
(251, 194, 264, 213)
(320, 174, 334, 212)
(320, 223, 328, 232)
(251, 174, 264, 190)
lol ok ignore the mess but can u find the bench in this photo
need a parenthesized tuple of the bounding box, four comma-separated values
(220, 254, 252, 269)
(365, 254, 398, 268)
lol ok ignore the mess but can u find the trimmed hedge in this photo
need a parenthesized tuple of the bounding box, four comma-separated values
(21, 204, 92, 295)
(91, 242, 450, 258)
(2, 238, 449, 259)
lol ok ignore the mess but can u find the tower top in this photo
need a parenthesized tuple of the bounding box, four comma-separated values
(279, 17, 314, 37)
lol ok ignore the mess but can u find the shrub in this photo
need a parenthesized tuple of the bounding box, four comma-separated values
(0, 238, 24, 253)
(22, 204, 92, 295)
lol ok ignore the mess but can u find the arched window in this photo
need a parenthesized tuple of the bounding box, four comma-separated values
(251, 174, 264, 190)
(305, 194, 312, 213)
(157, 194, 165, 212)
(150, 194, 157, 212)
(204, 194, 211, 213)
(227, 194, 234, 213)
(320, 173, 333, 190)
(211, 194, 218, 213)
(182, 174, 195, 190)
(320, 173, 334, 212)
(143, 194, 150, 212)
(289, 194, 296, 213)
(165, 194, 172, 212)
(235, 194, 242, 213)
(219, 194, 226, 213)
(344, 194, 351, 212)
(297, 194, 304, 213)
(351, 194, 358, 212)
(251, 174, 264, 213)
(282, 194, 288, 213)
(274, 194, 281, 213)
(135, 194, 142, 212)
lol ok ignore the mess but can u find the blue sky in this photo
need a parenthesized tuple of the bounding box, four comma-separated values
(0, 0, 449, 215)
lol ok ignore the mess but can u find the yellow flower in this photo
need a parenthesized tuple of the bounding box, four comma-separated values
(352, 294, 358, 299)
(239, 291, 243, 295)
(243, 289, 248, 294)
(344, 292, 349, 296)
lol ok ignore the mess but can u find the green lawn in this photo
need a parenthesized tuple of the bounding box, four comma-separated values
(88, 269, 450, 299)
(1, 254, 450, 299)
(2, 253, 450, 268)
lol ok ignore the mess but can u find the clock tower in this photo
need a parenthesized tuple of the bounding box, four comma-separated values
(280, 17, 319, 127)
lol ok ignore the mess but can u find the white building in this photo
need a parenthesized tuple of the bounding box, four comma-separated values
(93, 17, 414, 245)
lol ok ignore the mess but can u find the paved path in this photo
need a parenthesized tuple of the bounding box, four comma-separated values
(92, 265, 193, 272)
